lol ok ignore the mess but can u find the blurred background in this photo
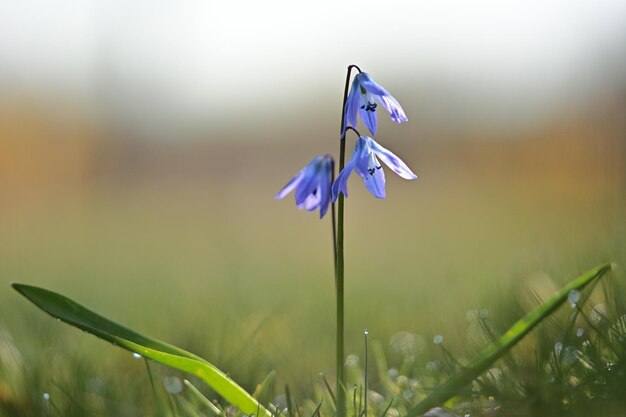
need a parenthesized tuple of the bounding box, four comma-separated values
(1, 0, 625, 414)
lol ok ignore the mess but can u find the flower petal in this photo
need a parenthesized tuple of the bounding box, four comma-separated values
(275, 171, 304, 199)
(376, 94, 408, 123)
(359, 73, 392, 97)
(332, 161, 354, 202)
(359, 105, 378, 135)
(343, 79, 361, 133)
(369, 138, 417, 180)
(359, 73, 408, 124)
(294, 163, 320, 205)
(332, 140, 363, 202)
(297, 186, 321, 211)
(355, 152, 386, 199)
(277, 155, 334, 219)
(319, 165, 332, 218)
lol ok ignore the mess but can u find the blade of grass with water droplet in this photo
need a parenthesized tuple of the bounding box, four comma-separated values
(407, 263, 612, 416)
(11, 283, 271, 417)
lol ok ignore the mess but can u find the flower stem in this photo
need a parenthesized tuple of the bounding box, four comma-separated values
(330, 158, 337, 271)
(334, 64, 358, 417)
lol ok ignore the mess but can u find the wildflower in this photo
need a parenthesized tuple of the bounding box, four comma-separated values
(344, 72, 408, 135)
(276, 155, 333, 218)
(332, 136, 416, 200)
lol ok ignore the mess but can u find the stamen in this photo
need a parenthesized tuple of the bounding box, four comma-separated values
(360, 102, 377, 112)
(367, 165, 382, 175)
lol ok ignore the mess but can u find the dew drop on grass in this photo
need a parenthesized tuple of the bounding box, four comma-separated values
(433, 335, 443, 345)
(576, 328, 584, 337)
(368, 390, 384, 404)
(591, 304, 606, 324)
(387, 407, 399, 417)
(132, 353, 142, 359)
(562, 346, 577, 366)
(272, 395, 287, 410)
(345, 354, 359, 368)
(396, 375, 408, 387)
(567, 290, 581, 308)
(42, 393, 50, 401)
(554, 342, 563, 355)
(390, 331, 418, 355)
(423, 408, 457, 417)
(387, 368, 399, 380)
(163, 376, 183, 394)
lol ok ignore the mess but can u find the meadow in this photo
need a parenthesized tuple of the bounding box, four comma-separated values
(0, 105, 624, 417)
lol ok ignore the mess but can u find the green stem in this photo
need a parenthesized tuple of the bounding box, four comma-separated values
(144, 358, 165, 417)
(364, 330, 368, 417)
(335, 64, 359, 417)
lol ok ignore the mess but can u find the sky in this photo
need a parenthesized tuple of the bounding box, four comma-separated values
(1, 0, 626, 135)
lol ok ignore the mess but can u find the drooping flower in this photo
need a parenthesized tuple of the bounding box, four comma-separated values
(344, 72, 408, 135)
(332, 136, 416, 200)
(276, 155, 334, 218)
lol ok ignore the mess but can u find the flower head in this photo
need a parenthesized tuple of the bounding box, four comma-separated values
(344, 72, 408, 135)
(276, 155, 334, 218)
(332, 136, 416, 201)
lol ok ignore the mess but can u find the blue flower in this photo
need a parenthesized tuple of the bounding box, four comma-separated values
(332, 136, 416, 200)
(276, 155, 334, 218)
(344, 72, 408, 135)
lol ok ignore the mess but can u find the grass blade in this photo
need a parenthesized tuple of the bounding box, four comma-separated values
(252, 370, 276, 405)
(379, 397, 394, 417)
(184, 379, 223, 416)
(407, 263, 612, 416)
(285, 384, 294, 417)
(320, 373, 337, 408)
(12, 283, 271, 417)
(310, 398, 323, 417)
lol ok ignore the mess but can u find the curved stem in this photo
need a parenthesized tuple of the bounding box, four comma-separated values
(348, 64, 363, 74)
(334, 64, 358, 417)
(340, 65, 360, 140)
(343, 126, 361, 138)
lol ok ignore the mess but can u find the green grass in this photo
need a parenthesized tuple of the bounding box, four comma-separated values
(0, 153, 624, 416)
(11, 283, 272, 417)
(10, 263, 618, 417)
